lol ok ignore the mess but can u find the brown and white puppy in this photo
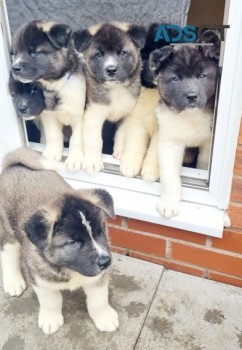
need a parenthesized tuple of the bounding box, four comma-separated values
(149, 31, 220, 218)
(0, 148, 118, 334)
(11, 20, 86, 170)
(74, 22, 146, 174)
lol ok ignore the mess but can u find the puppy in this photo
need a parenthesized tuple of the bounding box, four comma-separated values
(11, 20, 86, 170)
(0, 148, 118, 334)
(9, 73, 45, 118)
(149, 31, 220, 217)
(74, 22, 146, 174)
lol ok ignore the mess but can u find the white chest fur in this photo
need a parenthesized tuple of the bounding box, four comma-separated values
(41, 73, 86, 126)
(107, 85, 137, 122)
(156, 104, 213, 147)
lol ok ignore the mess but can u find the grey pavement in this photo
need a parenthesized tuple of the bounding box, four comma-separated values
(1, 253, 242, 350)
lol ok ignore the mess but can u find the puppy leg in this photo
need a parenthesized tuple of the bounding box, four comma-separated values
(113, 119, 126, 160)
(82, 104, 108, 175)
(197, 139, 211, 170)
(41, 113, 63, 162)
(83, 277, 119, 332)
(1, 242, 26, 296)
(158, 142, 185, 218)
(120, 119, 149, 178)
(141, 131, 159, 182)
(65, 120, 83, 171)
(32, 285, 63, 334)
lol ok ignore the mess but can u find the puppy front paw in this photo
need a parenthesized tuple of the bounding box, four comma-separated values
(3, 273, 27, 297)
(82, 155, 104, 175)
(90, 305, 119, 332)
(65, 151, 83, 171)
(157, 196, 180, 218)
(141, 165, 159, 182)
(38, 309, 64, 334)
(120, 160, 142, 178)
(43, 147, 62, 162)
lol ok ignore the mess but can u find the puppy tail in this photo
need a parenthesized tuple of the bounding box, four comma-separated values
(2, 147, 65, 171)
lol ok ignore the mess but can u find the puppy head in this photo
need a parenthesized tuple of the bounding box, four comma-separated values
(24, 189, 115, 277)
(149, 31, 220, 111)
(11, 20, 75, 82)
(74, 23, 146, 85)
(9, 74, 45, 118)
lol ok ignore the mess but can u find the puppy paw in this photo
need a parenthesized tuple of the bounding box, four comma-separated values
(82, 156, 104, 175)
(141, 165, 159, 182)
(90, 305, 119, 332)
(157, 196, 180, 218)
(65, 151, 83, 171)
(42, 147, 62, 162)
(38, 309, 64, 334)
(3, 273, 27, 297)
(113, 150, 123, 160)
(120, 161, 141, 178)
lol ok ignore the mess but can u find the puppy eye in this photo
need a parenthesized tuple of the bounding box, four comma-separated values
(96, 51, 104, 58)
(65, 240, 81, 248)
(30, 87, 37, 94)
(172, 76, 180, 82)
(120, 50, 127, 56)
(199, 73, 206, 79)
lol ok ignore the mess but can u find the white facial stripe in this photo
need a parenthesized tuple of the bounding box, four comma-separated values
(79, 211, 105, 255)
(104, 56, 117, 68)
(13, 54, 23, 65)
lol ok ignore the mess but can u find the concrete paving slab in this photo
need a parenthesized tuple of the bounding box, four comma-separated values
(0, 253, 163, 350)
(135, 270, 242, 350)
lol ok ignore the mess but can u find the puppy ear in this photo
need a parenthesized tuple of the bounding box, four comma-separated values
(73, 29, 92, 52)
(46, 24, 71, 49)
(149, 46, 173, 75)
(127, 25, 147, 48)
(24, 207, 58, 250)
(197, 30, 221, 61)
(82, 189, 115, 218)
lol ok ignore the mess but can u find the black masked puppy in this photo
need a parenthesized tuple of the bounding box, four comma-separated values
(74, 22, 146, 174)
(9, 73, 45, 118)
(11, 20, 86, 170)
(0, 148, 118, 334)
(149, 31, 220, 218)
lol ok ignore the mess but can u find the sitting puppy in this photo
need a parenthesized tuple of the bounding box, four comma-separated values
(149, 31, 220, 217)
(0, 148, 118, 334)
(11, 20, 86, 170)
(74, 22, 146, 174)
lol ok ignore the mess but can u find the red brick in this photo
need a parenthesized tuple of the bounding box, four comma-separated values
(110, 245, 128, 255)
(107, 216, 122, 226)
(228, 203, 242, 229)
(231, 176, 242, 202)
(171, 242, 242, 277)
(212, 229, 242, 254)
(130, 251, 205, 278)
(127, 219, 206, 245)
(209, 271, 242, 288)
(109, 227, 166, 256)
(234, 147, 242, 176)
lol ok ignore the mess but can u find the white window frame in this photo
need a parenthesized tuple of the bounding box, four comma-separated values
(0, 0, 241, 238)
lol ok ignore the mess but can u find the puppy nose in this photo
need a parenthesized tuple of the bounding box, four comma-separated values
(12, 63, 22, 73)
(106, 65, 117, 76)
(18, 104, 27, 114)
(97, 254, 111, 269)
(186, 92, 197, 101)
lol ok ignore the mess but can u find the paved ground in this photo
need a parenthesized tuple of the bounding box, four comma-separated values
(1, 253, 242, 350)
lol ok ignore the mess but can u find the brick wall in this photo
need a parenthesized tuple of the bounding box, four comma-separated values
(108, 118, 242, 288)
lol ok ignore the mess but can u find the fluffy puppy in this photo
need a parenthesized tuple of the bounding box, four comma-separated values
(149, 31, 220, 217)
(11, 20, 86, 170)
(0, 148, 118, 334)
(74, 22, 146, 174)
